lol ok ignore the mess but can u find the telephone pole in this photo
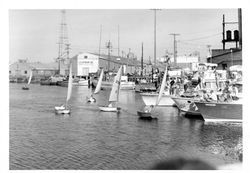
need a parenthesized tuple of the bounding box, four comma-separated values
(169, 33, 180, 67)
(151, 9, 161, 65)
(207, 45, 212, 63)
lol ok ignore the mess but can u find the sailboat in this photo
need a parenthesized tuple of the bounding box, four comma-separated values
(55, 63, 73, 114)
(86, 69, 104, 103)
(99, 66, 122, 112)
(22, 71, 33, 90)
(137, 65, 168, 119)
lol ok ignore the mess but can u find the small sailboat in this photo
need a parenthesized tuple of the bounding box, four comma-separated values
(86, 69, 104, 103)
(137, 65, 168, 119)
(22, 71, 32, 90)
(55, 63, 73, 114)
(99, 66, 122, 112)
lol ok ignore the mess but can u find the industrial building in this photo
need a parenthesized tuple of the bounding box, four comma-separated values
(9, 59, 59, 82)
(207, 9, 242, 70)
(208, 49, 242, 70)
(71, 52, 155, 77)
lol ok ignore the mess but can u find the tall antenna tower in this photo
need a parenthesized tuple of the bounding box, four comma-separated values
(57, 10, 70, 75)
(57, 10, 69, 60)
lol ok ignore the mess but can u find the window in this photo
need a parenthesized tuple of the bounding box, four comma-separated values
(84, 56, 88, 59)
(24, 70, 27, 74)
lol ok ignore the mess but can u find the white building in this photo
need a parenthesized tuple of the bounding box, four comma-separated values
(71, 53, 99, 76)
(71, 52, 144, 77)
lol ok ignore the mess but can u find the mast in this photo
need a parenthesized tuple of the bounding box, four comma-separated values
(141, 43, 144, 76)
(118, 25, 120, 57)
(98, 25, 102, 59)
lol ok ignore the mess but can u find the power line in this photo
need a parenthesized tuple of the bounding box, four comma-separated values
(182, 33, 221, 41)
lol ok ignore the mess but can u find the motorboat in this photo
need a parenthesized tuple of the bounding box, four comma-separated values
(171, 96, 203, 119)
(194, 100, 242, 122)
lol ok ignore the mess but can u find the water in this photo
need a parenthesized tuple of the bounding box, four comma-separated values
(9, 83, 242, 170)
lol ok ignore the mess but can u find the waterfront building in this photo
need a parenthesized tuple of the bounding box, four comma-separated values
(71, 52, 156, 76)
(9, 59, 59, 82)
(169, 55, 199, 70)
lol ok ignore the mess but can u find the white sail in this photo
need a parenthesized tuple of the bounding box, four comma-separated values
(27, 71, 33, 85)
(94, 69, 104, 94)
(66, 63, 73, 103)
(109, 66, 122, 102)
(155, 65, 168, 106)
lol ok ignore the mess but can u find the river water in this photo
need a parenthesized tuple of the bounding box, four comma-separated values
(9, 83, 242, 170)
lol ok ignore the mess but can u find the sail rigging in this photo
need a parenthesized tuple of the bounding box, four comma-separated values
(155, 66, 168, 106)
(94, 69, 104, 94)
(66, 63, 73, 104)
(108, 66, 122, 102)
(27, 71, 33, 85)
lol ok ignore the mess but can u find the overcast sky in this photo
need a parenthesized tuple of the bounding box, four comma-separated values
(9, 9, 238, 63)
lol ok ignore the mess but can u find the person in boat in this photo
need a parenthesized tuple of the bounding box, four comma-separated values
(144, 105, 154, 113)
(200, 90, 210, 102)
(207, 90, 218, 102)
(231, 84, 239, 100)
(108, 103, 113, 108)
(87, 94, 96, 102)
(219, 81, 232, 102)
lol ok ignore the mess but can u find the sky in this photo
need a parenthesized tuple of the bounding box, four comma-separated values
(9, 9, 239, 63)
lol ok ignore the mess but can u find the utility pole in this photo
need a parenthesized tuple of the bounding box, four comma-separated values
(169, 33, 180, 67)
(207, 45, 212, 63)
(151, 9, 161, 66)
(141, 43, 144, 76)
(222, 14, 225, 50)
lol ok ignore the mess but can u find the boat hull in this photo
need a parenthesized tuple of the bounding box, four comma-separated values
(99, 106, 119, 112)
(73, 79, 88, 86)
(92, 80, 135, 90)
(54, 106, 66, 111)
(140, 93, 175, 106)
(195, 101, 242, 122)
(137, 111, 157, 119)
(55, 109, 70, 114)
(171, 97, 202, 118)
(135, 83, 157, 92)
(22, 87, 29, 90)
